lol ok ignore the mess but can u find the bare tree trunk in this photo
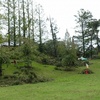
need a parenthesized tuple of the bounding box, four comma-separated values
(8, 0, 11, 46)
(38, 8, 43, 52)
(18, 0, 21, 46)
(90, 32, 93, 59)
(27, 0, 31, 39)
(82, 22, 85, 57)
(96, 31, 99, 54)
(31, 0, 34, 42)
(13, 0, 16, 47)
(49, 17, 57, 57)
(22, 0, 26, 38)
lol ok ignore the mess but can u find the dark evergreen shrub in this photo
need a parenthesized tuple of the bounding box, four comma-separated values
(62, 54, 77, 67)
(65, 67, 75, 71)
(55, 61, 62, 67)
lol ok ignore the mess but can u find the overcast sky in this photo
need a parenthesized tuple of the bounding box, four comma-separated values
(34, 0, 100, 39)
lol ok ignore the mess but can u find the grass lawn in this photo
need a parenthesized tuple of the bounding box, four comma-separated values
(0, 60, 100, 100)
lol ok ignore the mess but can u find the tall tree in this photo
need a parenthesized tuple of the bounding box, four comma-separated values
(12, 0, 16, 47)
(49, 17, 59, 57)
(18, 0, 21, 45)
(74, 9, 93, 57)
(65, 29, 71, 47)
(7, 0, 11, 46)
(0, 1, 5, 33)
(87, 19, 100, 57)
(22, 0, 26, 38)
(35, 4, 47, 52)
(26, 0, 31, 39)
(31, 0, 35, 42)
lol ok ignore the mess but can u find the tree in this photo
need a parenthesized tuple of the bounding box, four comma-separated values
(35, 4, 47, 52)
(0, 34, 3, 43)
(22, 0, 26, 38)
(74, 9, 93, 57)
(26, 0, 31, 39)
(12, 0, 16, 47)
(0, 1, 4, 33)
(7, 0, 11, 46)
(91, 19, 100, 54)
(62, 30, 77, 68)
(49, 17, 59, 57)
(86, 19, 100, 58)
(31, 0, 35, 42)
(0, 47, 10, 76)
(18, 0, 21, 46)
(21, 40, 33, 67)
(95, 20, 100, 54)
(65, 29, 71, 47)
(3, 0, 18, 47)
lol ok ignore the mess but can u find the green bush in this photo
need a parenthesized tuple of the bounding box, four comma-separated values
(3, 75, 17, 79)
(34, 53, 56, 65)
(62, 53, 77, 67)
(55, 61, 62, 67)
(65, 67, 75, 71)
(21, 41, 33, 67)
(92, 55, 100, 59)
(77, 60, 89, 66)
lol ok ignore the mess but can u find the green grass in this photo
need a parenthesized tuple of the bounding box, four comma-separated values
(0, 60, 100, 100)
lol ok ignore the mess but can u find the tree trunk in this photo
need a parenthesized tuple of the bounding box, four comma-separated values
(8, 0, 10, 47)
(27, 0, 31, 39)
(82, 22, 85, 57)
(22, 0, 26, 38)
(31, 0, 34, 42)
(90, 32, 93, 59)
(50, 18, 57, 57)
(18, 0, 21, 46)
(0, 65, 2, 76)
(96, 31, 99, 54)
(13, 0, 16, 47)
(39, 10, 43, 52)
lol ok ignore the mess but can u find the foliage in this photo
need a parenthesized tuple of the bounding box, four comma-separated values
(74, 9, 93, 56)
(49, 17, 59, 57)
(91, 53, 100, 59)
(15, 66, 38, 84)
(0, 47, 10, 76)
(55, 61, 62, 67)
(34, 53, 56, 65)
(0, 34, 3, 43)
(0, 60, 53, 86)
(21, 40, 33, 67)
(62, 31, 77, 68)
(8, 47, 22, 60)
(62, 51, 77, 67)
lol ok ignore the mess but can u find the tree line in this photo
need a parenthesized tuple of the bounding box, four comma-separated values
(0, 1, 100, 59)
(74, 9, 100, 58)
(0, 0, 58, 55)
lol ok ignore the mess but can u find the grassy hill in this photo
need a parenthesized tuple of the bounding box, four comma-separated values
(0, 60, 100, 100)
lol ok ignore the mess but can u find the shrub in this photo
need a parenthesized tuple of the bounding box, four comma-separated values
(55, 62, 62, 67)
(92, 55, 100, 59)
(0, 50, 10, 76)
(62, 53, 77, 67)
(20, 41, 33, 67)
(77, 60, 89, 66)
(12, 80, 22, 85)
(65, 67, 75, 71)
(3, 75, 17, 79)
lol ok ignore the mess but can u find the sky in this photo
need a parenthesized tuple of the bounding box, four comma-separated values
(34, 0, 100, 39)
